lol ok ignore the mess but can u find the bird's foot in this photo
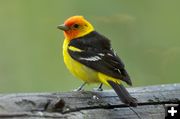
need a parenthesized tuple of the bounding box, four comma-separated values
(73, 82, 86, 91)
(73, 88, 84, 92)
(93, 83, 103, 91)
(93, 87, 103, 91)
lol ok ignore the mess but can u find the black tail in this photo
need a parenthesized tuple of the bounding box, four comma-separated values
(107, 80, 137, 107)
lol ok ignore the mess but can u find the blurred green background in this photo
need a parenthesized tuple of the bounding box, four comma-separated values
(0, 0, 179, 93)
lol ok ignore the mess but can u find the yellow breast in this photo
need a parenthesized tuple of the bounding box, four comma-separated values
(63, 39, 99, 83)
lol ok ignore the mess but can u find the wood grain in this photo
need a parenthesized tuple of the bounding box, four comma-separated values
(0, 84, 179, 119)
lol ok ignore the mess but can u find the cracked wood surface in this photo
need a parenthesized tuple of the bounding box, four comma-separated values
(0, 84, 179, 119)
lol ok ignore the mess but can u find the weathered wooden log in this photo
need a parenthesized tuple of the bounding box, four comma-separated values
(0, 84, 179, 119)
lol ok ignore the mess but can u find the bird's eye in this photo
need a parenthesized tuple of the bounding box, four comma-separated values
(73, 24, 79, 28)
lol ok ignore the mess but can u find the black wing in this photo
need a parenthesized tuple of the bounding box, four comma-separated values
(68, 31, 132, 85)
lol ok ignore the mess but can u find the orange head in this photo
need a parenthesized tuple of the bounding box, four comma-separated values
(57, 16, 94, 40)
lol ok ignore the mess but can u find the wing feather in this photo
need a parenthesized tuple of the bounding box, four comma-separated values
(68, 31, 132, 85)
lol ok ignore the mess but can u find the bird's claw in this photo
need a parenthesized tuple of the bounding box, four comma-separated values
(73, 88, 84, 92)
(93, 88, 103, 91)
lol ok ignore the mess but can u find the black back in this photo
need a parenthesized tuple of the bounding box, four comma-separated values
(68, 31, 132, 85)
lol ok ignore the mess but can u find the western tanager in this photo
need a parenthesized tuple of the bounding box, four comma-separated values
(57, 16, 137, 107)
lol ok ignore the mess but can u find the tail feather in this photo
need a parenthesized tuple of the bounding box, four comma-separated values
(107, 80, 137, 107)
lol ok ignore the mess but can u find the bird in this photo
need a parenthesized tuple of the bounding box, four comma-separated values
(57, 16, 137, 107)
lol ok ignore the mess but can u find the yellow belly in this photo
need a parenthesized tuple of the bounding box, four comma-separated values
(62, 39, 121, 85)
(63, 39, 100, 83)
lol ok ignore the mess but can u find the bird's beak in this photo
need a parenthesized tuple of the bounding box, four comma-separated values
(57, 24, 69, 31)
